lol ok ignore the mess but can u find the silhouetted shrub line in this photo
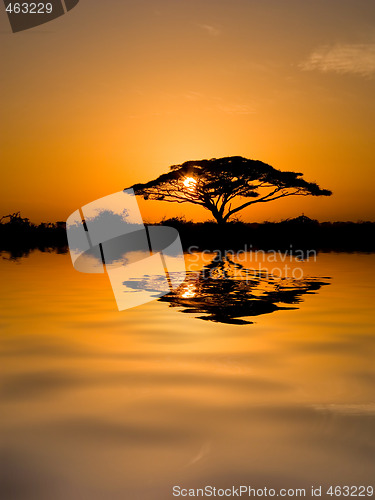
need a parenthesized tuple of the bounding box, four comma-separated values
(0, 213, 68, 259)
(154, 217, 375, 252)
(1, 213, 374, 258)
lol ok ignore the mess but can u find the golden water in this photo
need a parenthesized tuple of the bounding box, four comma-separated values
(1, 251, 374, 499)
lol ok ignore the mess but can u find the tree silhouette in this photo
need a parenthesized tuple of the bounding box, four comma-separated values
(127, 156, 332, 224)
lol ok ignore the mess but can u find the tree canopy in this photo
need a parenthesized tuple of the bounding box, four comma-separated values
(127, 156, 332, 224)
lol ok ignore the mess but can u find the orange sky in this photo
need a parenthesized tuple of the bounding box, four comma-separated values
(1, 0, 375, 223)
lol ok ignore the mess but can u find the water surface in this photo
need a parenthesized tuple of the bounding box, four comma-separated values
(1, 251, 375, 499)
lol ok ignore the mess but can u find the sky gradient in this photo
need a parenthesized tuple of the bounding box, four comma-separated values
(1, 0, 375, 222)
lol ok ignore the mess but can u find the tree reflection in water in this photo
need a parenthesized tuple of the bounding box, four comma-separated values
(160, 253, 330, 325)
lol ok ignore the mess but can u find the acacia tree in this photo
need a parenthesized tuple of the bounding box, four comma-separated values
(127, 156, 332, 224)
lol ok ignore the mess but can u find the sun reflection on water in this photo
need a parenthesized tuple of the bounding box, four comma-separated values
(181, 283, 197, 299)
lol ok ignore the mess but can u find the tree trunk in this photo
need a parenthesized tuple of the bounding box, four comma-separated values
(214, 213, 226, 225)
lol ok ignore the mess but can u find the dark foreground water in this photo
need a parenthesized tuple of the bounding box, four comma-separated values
(0, 251, 375, 499)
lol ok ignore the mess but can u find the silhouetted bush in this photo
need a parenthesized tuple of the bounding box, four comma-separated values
(0, 213, 68, 258)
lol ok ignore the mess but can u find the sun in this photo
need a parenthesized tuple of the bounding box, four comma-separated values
(183, 176, 197, 191)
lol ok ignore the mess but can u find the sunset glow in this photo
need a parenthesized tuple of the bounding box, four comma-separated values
(1, 1, 375, 223)
(182, 177, 197, 191)
(1, 2, 375, 497)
